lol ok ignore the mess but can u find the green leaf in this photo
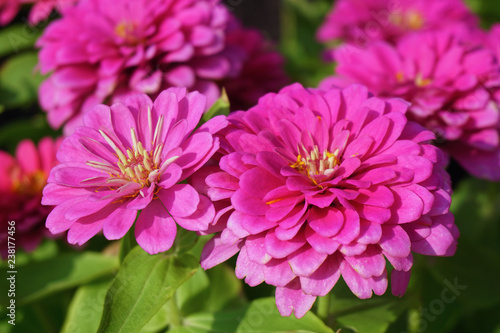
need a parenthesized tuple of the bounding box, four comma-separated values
(183, 298, 333, 333)
(201, 90, 230, 123)
(61, 280, 112, 333)
(333, 298, 409, 333)
(0, 52, 45, 109)
(0, 115, 56, 153)
(0, 252, 118, 305)
(97, 246, 198, 333)
(141, 300, 171, 333)
(323, 280, 409, 333)
(0, 24, 41, 58)
(177, 264, 246, 316)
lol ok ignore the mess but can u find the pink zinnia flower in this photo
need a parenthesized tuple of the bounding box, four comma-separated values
(322, 27, 500, 180)
(42, 88, 226, 254)
(197, 83, 457, 318)
(0, 137, 62, 259)
(0, 0, 77, 26)
(317, 0, 477, 47)
(37, 0, 241, 135)
(222, 20, 289, 111)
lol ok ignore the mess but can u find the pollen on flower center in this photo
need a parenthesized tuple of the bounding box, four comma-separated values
(290, 145, 340, 185)
(86, 107, 180, 194)
(115, 21, 142, 44)
(11, 169, 47, 196)
(406, 11, 424, 30)
(390, 10, 424, 30)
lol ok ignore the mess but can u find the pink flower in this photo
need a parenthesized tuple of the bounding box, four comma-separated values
(0, 137, 62, 259)
(322, 27, 500, 180)
(0, 0, 19, 25)
(317, 0, 477, 47)
(37, 0, 242, 135)
(197, 83, 457, 318)
(0, 0, 77, 26)
(42, 88, 227, 254)
(222, 19, 289, 111)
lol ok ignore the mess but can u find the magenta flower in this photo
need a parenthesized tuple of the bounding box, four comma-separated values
(197, 83, 457, 318)
(42, 88, 226, 254)
(317, 0, 477, 47)
(37, 0, 242, 135)
(0, 0, 19, 25)
(0, 0, 77, 26)
(0, 137, 62, 259)
(222, 19, 289, 111)
(322, 27, 500, 180)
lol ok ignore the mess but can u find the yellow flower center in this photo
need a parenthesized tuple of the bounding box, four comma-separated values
(290, 145, 340, 186)
(115, 21, 142, 45)
(11, 169, 47, 196)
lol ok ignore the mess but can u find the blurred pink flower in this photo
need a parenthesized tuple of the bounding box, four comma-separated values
(197, 83, 457, 318)
(42, 88, 227, 254)
(0, 0, 77, 26)
(0, 0, 19, 25)
(0, 137, 62, 259)
(222, 19, 289, 111)
(37, 0, 242, 135)
(317, 0, 477, 47)
(322, 27, 500, 180)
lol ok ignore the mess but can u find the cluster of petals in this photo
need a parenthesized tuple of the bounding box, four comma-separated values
(317, 0, 477, 49)
(37, 0, 242, 135)
(321, 27, 500, 180)
(42, 88, 227, 255)
(0, 137, 61, 258)
(222, 19, 289, 111)
(0, 0, 77, 26)
(196, 83, 458, 318)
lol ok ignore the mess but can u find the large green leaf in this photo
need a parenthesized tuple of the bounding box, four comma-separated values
(177, 264, 245, 316)
(61, 280, 112, 333)
(97, 246, 198, 333)
(0, 52, 44, 109)
(182, 298, 333, 333)
(0, 24, 40, 58)
(0, 252, 118, 306)
(321, 279, 409, 333)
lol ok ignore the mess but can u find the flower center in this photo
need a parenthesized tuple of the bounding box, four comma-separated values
(406, 11, 424, 30)
(115, 21, 142, 45)
(290, 145, 340, 186)
(390, 10, 424, 30)
(86, 107, 176, 195)
(11, 169, 47, 196)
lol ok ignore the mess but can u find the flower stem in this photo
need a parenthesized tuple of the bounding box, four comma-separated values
(167, 293, 182, 328)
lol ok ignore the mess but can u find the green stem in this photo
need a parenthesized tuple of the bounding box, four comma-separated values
(317, 294, 330, 321)
(167, 293, 182, 328)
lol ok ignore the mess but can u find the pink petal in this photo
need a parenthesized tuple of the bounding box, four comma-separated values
(201, 235, 243, 270)
(379, 225, 411, 258)
(174, 195, 214, 231)
(391, 270, 411, 297)
(157, 184, 199, 218)
(288, 245, 328, 277)
(235, 246, 265, 286)
(275, 279, 317, 318)
(134, 200, 177, 254)
(308, 206, 344, 237)
(300, 254, 342, 296)
(102, 206, 137, 240)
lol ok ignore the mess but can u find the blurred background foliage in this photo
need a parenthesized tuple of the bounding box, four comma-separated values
(1, 0, 500, 332)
